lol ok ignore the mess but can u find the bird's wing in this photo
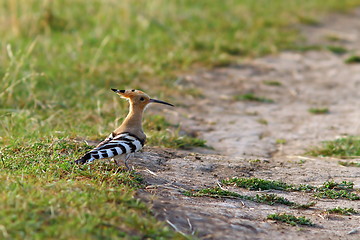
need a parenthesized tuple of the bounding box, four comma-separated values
(75, 132, 144, 164)
(95, 132, 115, 148)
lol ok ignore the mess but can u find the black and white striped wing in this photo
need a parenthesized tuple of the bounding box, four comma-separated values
(95, 132, 115, 148)
(75, 132, 144, 164)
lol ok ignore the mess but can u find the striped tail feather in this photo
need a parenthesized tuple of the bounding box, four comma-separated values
(75, 132, 144, 164)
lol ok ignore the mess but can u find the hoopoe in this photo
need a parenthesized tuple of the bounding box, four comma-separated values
(75, 89, 174, 168)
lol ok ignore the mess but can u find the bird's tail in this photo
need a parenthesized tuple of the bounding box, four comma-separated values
(74, 152, 93, 164)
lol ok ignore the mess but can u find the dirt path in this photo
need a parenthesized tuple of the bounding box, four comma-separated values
(135, 9, 360, 240)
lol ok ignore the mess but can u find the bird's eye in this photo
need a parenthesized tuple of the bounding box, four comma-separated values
(140, 97, 145, 101)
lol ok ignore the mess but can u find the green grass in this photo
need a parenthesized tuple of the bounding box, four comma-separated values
(297, 15, 320, 26)
(319, 180, 354, 190)
(325, 34, 344, 42)
(2, 0, 360, 237)
(276, 139, 287, 144)
(325, 207, 358, 215)
(326, 45, 348, 54)
(184, 187, 244, 199)
(222, 178, 359, 200)
(150, 134, 207, 149)
(253, 194, 315, 209)
(257, 118, 268, 125)
(291, 44, 323, 52)
(308, 107, 329, 114)
(248, 159, 262, 163)
(313, 180, 359, 200)
(313, 189, 359, 200)
(184, 187, 314, 209)
(0, 140, 187, 239)
(345, 55, 360, 63)
(222, 177, 293, 191)
(267, 213, 314, 226)
(222, 177, 314, 192)
(307, 136, 360, 157)
(144, 115, 206, 149)
(338, 161, 360, 167)
(294, 44, 349, 55)
(263, 80, 282, 86)
(2, 0, 360, 144)
(234, 93, 274, 103)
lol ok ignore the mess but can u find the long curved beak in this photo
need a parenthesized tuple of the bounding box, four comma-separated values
(150, 98, 174, 107)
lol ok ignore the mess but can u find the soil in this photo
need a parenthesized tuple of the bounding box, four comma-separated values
(134, 8, 360, 240)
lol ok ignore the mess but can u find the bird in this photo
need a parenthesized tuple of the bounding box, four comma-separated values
(75, 89, 174, 169)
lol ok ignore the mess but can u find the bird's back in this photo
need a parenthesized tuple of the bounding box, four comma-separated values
(75, 132, 145, 164)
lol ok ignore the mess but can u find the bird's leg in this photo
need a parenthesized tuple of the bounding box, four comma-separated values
(113, 157, 122, 167)
(124, 153, 134, 171)
(124, 160, 130, 171)
(112, 156, 124, 174)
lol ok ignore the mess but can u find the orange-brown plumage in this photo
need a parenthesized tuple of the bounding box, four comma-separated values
(75, 89, 173, 168)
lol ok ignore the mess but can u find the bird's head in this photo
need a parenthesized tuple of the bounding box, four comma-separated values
(111, 88, 174, 109)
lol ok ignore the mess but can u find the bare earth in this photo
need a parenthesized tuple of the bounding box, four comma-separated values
(134, 9, 360, 240)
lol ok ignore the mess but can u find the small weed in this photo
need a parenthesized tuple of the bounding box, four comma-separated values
(263, 80, 282, 86)
(276, 139, 287, 144)
(297, 15, 320, 26)
(267, 213, 314, 226)
(234, 93, 274, 103)
(313, 189, 360, 200)
(258, 195, 315, 209)
(222, 177, 315, 192)
(220, 45, 244, 56)
(307, 136, 360, 157)
(325, 207, 358, 215)
(254, 193, 293, 206)
(222, 177, 359, 200)
(186, 88, 204, 98)
(313, 180, 359, 200)
(184, 187, 244, 199)
(211, 59, 233, 68)
(325, 34, 344, 42)
(294, 201, 317, 209)
(184, 187, 314, 208)
(326, 45, 348, 54)
(291, 45, 322, 52)
(245, 111, 259, 116)
(320, 180, 354, 190)
(257, 119, 268, 125)
(222, 177, 291, 191)
(345, 55, 360, 64)
(254, 194, 315, 209)
(297, 159, 306, 165)
(40, 8, 68, 32)
(248, 159, 261, 163)
(308, 108, 329, 114)
(292, 184, 317, 192)
(338, 161, 360, 167)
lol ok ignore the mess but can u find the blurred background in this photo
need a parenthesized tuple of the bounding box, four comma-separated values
(1, 0, 360, 143)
